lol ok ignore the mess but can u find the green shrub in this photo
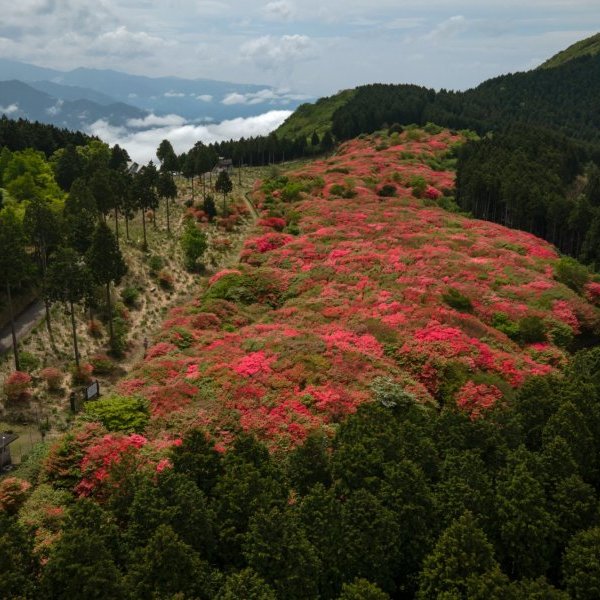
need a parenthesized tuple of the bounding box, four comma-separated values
(18, 352, 40, 373)
(109, 316, 128, 358)
(181, 219, 208, 272)
(555, 257, 590, 293)
(280, 181, 305, 202)
(409, 175, 427, 198)
(205, 269, 285, 308)
(121, 286, 140, 308)
(377, 184, 397, 198)
(518, 315, 547, 344)
(89, 353, 115, 375)
(492, 312, 520, 340)
(83, 395, 149, 433)
(442, 288, 473, 312)
(548, 319, 574, 349)
(148, 255, 164, 275)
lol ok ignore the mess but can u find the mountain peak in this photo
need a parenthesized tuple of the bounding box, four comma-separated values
(539, 32, 600, 69)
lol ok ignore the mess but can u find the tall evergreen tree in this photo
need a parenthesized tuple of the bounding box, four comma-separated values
(215, 169, 233, 215)
(157, 169, 177, 234)
(46, 247, 92, 368)
(417, 512, 500, 599)
(0, 209, 33, 370)
(86, 222, 127, 348)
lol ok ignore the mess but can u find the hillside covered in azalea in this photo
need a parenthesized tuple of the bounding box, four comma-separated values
(113, 128, 600, 450)
(4, 126, 600, 600)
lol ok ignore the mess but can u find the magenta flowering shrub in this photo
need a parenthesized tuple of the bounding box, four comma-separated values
(93, 129, 600, 452)
(3, 371, 32, 402)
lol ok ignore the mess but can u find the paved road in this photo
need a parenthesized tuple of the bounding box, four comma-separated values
(0, 300, 45, 354)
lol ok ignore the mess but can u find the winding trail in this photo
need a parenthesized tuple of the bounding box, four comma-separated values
(0, 300, 45, 355)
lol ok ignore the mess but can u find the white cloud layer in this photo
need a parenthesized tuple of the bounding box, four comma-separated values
(241, 34, 317, 72)
(89, 110, 292, 164)
(0, 103, 19, 115)
(263, 0, 297, 22)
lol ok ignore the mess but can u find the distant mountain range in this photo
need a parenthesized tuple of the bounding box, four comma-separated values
(0, 58, 311, 131)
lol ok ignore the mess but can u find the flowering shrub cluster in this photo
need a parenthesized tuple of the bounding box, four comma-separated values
(3, 371, 32, 402)
(93, 129, 598, 447)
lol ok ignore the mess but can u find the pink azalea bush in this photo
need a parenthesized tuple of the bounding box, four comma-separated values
(3, 371, 32, 402)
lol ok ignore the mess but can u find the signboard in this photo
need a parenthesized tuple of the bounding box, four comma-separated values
(86, 380, 100, 401)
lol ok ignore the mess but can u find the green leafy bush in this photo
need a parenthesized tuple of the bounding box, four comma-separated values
(377, 184, 397, 198)
(442, 288, 473, 312)
(518, 315, 547, 344)
(492, 312, 520, 339)
(555, 257, 590, 293)
(181, 219, 208, 272)
(83, 395, 149, 433)
(121, 286, 140, 308)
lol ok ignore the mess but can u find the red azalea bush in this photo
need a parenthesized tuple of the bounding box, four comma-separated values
(3, 371, 32, 402)
(39, 367, 64, 391)
(259, 216, 287, 231)
(71, 363, 94, 386)
(0, 477, 32, 514)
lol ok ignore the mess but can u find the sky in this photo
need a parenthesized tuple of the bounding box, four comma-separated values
(1, 1, 598, 162)
(2, 0, 599, 95)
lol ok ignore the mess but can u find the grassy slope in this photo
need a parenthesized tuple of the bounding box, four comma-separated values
(275, 89, 355, 140)
(540, 32, 600, 69)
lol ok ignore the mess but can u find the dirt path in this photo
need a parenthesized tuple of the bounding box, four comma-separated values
(111, 176, 263, 382)
(0, 300, 45, 356)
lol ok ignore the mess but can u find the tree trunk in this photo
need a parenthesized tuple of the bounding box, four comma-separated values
(6, 283, 19, 371)
(114, 207, 120, 247)
(166, 197, 171, 235)
(125, 215, 130, 240)
(106, 283, 114, 344)
(44, 297, 56, 351)
(69, 299, 80, 369)
(191, 176, 194, 202)
(141, 208, 148, 250)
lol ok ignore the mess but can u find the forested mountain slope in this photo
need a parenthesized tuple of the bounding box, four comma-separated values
(277, 33, 600, 145)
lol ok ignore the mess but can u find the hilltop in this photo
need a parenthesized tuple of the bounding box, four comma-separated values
(540, 32, 600, 69)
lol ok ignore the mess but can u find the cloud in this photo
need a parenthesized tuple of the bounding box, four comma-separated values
(0, 103, 19, 115)
(164, 91, 186, 97)
(424, 15, 469, 41)
(222, 92, 247, 105)
(46, 99, 63, 116)
(88, 109, 292, 164)
(241, 34, 317, 71)
(196, 94, 213, 102)
(222, 88, 312, 105)
(263, 0, 297, 22)
(90, 25, 169, 57)
(126, 113, 187, 128)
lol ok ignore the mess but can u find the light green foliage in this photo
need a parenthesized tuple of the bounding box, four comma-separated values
(83, 395, 149, 433)
(216, 569, 276, 600)
(275, 89, 356, 140)
(555, 256, 590, 292)
(181, 218, 208, 271)
(1, 148, 64, 206)
(338, 579, 390, 599)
